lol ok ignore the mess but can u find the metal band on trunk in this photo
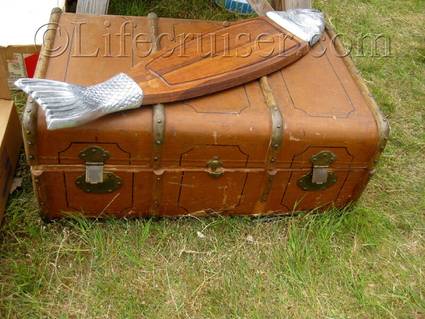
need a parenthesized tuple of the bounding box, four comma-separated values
(149, 12, 166, 215)
(257, 76, 284, 205)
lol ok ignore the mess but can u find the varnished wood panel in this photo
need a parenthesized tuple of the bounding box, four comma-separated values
(128, 17, 308, 104)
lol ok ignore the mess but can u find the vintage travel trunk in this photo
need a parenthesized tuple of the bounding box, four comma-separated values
(22, 9, 389, 218)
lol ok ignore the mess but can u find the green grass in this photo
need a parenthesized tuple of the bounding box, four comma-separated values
(1, 0, 425, 317)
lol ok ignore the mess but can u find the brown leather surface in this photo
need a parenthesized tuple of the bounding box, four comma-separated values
(32, 12, 381, 218)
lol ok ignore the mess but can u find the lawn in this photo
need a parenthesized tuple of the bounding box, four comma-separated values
(1, 0, 424, 318)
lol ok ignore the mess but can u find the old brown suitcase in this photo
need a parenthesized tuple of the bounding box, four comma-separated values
(22, 9, 388, 218)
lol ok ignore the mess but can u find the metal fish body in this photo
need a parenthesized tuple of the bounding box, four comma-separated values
(15, 9, 325, 130)
(15, 74, 144, 130)
(267, 9, 325, 46)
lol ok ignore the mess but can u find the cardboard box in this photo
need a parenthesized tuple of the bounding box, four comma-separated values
(0, 49, 24, 220)
(0, 99, 21, 219)
(0, 45, 41, 94)
(0, 48, 10, 100)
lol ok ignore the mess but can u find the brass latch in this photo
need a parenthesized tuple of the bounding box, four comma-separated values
(297, 151, 337, 191)
(76, 146, 122, 193)
(207, 156, 224, 178)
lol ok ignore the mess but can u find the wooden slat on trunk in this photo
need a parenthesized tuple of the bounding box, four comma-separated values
(250, 0, 312, 13)
(76, 0, 110, 15)
(246, 0, 274, 16)
(272, 0, 285, 10)
(284, 0, 312, 9)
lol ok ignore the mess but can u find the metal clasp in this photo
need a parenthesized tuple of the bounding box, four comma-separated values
(85, 162, 104, 184)
(76, 146, 122, 193)
(79, 146, 110, 184)
(298, 151, 337, 191)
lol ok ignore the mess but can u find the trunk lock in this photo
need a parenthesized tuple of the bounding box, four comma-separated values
(207, 156, 224, 178)
(76, 146, 122, 193)
(298, 151, 337, 191)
